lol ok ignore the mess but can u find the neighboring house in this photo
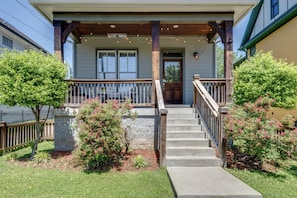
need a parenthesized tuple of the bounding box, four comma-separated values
(29, 0, 259, 151)
(0, 17, 46, 52)
(240, 0, 297, 63)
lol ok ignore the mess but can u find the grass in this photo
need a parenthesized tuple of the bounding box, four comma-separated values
(227, 161, 297, 198)
(0, 141, 174, 198)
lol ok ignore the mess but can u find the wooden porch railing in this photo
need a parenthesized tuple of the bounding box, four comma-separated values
(155, 80, 168, 167)
(199, 78, 226, 105)
(193, 74, 228, 167)
(0, 119, 54, 153)
(65, 79, 153, 106)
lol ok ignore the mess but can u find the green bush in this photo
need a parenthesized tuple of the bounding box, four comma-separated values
(233, 51, 297, 109)
(225, 96, 297, 166)
(133, 155, 149, 169)
(5, 152, 18, 161)
(74, 99, 137, 169)
(33, 151, 51, 163)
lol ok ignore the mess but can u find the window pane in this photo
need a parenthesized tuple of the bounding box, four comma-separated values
(119, 73, 136, 79)
(105, 73, 117, 79)
(119, 53, 128, 72)
(128, 52, 136, 72)
(107, 53, 116, 72)
(98, 51, 116, 79)
(164, 61, 180, 82)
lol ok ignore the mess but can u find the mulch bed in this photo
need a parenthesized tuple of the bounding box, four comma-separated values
(10, 149, 159, 173)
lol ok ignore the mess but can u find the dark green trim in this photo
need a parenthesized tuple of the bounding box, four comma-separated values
(239, 0, 263, 51)
(242, 3, 297, 50)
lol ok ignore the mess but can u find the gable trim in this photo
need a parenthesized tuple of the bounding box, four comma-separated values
(241, 3, 297, 50)
(239, 0, 263, 50)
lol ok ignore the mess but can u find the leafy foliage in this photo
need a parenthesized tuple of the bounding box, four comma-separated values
(0, 49, 67, 159)
(216, 45, 243, 78)
(233, 51, 297, 109)
(33, 151, 51, 163)
(74, 99, 137, 169)
(133, 155, 149, 169)
(225, 96, 297, 166)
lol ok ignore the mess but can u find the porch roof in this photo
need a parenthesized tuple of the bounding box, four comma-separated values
(30, 0, 259, 25)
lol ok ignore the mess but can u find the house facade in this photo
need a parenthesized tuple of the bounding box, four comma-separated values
(29, 0, 259, 151)
(0, 18, 46, 52)
(240, 0, 297, 63)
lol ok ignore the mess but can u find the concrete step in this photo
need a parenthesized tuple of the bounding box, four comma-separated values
(167, 131, 205, 139)
(167, 167, 262, 198)
(166, 156, 221, 167)
(167, 124, 202, 131)
(165, 104, 191, 108)
(167, 147, 216, 156)
(167, 118, 199, 125)
(167, 113, 196, 119)
(167, 138, 209, 147)
(167, 108, 194, 115)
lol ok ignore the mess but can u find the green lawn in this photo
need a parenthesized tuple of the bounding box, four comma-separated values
(227, 162, 297, 198)
(0, 142, 174, 198)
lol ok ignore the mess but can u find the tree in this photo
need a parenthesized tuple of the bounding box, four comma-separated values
(216, 45, 243, 78)
(0, 49, 67, 159)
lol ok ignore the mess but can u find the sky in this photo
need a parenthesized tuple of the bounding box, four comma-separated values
(0, 0, 251, 65)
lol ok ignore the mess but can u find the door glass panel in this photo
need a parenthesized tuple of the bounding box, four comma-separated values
(164, 61, 180, 82)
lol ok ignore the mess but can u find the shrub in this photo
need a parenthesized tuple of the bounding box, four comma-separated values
(233, 51, 297, 109)
(33, 151, 50, 163)
(225, 96, 297, 166)
(133, 155, 149, 169)
(5, 152, 18, 161)
(74, 99, 137, 169)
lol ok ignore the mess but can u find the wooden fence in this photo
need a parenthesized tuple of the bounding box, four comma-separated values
(0, 119, 54, 153)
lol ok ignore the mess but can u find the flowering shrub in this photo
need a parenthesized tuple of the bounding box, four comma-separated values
(225, 96, 297, 166)
(73, 99, 137, 169)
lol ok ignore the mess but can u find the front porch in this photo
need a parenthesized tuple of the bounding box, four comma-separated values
(62, 76, 228, 165)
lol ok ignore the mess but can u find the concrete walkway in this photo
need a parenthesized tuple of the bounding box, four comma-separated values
(167, 167, 262, 198)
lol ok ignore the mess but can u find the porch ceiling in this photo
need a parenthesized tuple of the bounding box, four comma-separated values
(76, 23, 211, 37)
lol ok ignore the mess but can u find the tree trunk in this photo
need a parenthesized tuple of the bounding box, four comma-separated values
(30, 106, 41, 160)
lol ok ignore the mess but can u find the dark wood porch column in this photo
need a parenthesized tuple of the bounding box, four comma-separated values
(209, 21, 233, 103)
(53, 20, 64, 61)
(151, 21, 160, 107)
(223, 21, 233, 103)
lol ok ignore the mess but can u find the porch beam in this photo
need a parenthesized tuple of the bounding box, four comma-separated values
(53, 12, 233, 23)
(53, 20, 64, 61)
(208, 22, 225, 43)
(151, 21, 160, 107)
(223, 21, 233, 103)
(61, 21, 80, 43)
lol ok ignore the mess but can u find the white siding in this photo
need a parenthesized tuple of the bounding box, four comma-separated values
(76, 36, 214, 104)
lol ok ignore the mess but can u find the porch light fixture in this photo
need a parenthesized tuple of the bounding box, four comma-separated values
(193, 52, 199, 59)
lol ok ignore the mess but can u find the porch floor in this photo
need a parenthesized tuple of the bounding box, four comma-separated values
(167, 167, 262, 198)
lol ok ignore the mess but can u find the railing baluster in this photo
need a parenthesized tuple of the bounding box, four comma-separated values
(193, 75, 228, 167)
(64, 79, 152, 106)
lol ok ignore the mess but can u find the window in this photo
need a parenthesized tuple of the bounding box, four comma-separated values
(97, 50, 137, 79)
(271, 0, 279, 18)
(2, 35, 13, 49)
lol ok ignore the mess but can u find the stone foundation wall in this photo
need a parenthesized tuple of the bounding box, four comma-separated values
(54, 107, 156, 151)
